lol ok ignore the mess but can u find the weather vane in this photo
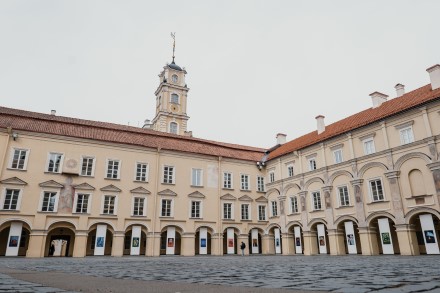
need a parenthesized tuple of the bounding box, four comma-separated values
(171, 32, 176, 63)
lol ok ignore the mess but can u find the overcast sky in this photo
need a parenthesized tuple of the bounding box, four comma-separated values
(0, 1, 439, 148)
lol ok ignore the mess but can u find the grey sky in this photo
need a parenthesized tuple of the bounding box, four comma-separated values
(0, 1, 439, 148)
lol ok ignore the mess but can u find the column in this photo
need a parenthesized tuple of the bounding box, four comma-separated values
(237, 234, 249, 255)
(111, 232, 124, 257)
(328, 229, 345, 255)
(251, 229, 259, 254)
(281, 233, 294, 255)
(211, 233, 222, 256)
(181, 233, 195, 256)
(395, 224, 418, 256)
(303, 230, 318, 255)
(293, 226, 303, 254)
(198, 228, 208, 255)
(378, 218, 394, 254)
(94, 224, 107, 256)
(274, 228, 281, 254)
(384, 171, 405, 223)
(166, 227, 176, 255)
(344, 221, 357, 254)
(72, 231, 87, 257)
(6, 222, 23, 256)
(130, 226, 142, 256)
(358, 227, 379, 255)
(26, 232, 46, 258)
(262, 234, 274, 254)
(226, 228, 235, 254)
(350, 179, 367, 227)
(317, 224, 327, 254)
(420, 214, 440, 254)
(146, 232, 161, 256)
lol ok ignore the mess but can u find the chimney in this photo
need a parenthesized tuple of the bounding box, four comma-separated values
(426, 64, 440, 90)
(51, 110, 56, 115)
(276, 133, 287, 145)
(395, 84, 405, 97)
(315, 115, 325, 135)
(369, 92, 388, 108)
(142, 119, 152, 129)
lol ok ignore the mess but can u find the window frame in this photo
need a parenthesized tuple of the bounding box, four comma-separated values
(311, 191, 322, 211)
(241, 203, 250, 220)
(170, 93, 179, 104)
(368, 178, 385, 202)
(333, 149, 343, 164)
(190, 200, 202, 219)
(337, 185, 350, 207)
(363, 138, 376, 155)
(163, 165, 175, 184)
(1, 188, 22, 211)
(223, 172, 233, 189)
(240, 174, 250, 191)
(101, 194, 118, 215)
(258, 205, 267, 221)
(271, 201, 278, 217)
(73, 192, 92, 214)
(191, 168, 203, 187)
(399, 126, 414, 145)
(223, 202, 233, 220)
(171, 74, 178, 84)
(308, 158, 317, 171)
(287, 164, 294, 177)
(105, 159, 121, 180)
(161, 198, 173, 217)
(257, 176, 265, 192)
(46, 152, 64, 173)
(39, 190, 59, 213)
(9, 148, 30, 170)
(290, 196, 298, 213)
(269, 171, 275, 183)
(80, 156, 96, 177)
(135, 162, 149, 182)
(169, 122, 178, 134)
(132, 196, 147, 217)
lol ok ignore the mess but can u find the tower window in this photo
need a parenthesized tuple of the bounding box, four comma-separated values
(171, 93, 179, 104)
(172, 74, 178, 83)
(169, 122, 178, 134)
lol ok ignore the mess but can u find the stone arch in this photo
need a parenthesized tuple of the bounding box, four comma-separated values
(358, 162, 389, 178)
(195, 224, 216, 234)
(328, 170, 354, 185)
(334, 215, 359, 227)
(265, 188, 280, 198)
(283, 183, 301, 195)
(0, 218, 33, 231)
(394, 152, 432, 171)
(265, 223, 281, 235)
(46, 220, 77, 231)
(366, 211, 396, 226)
(222, 225, 242, 235)
(286, 221, 303, 231)
(247, 226, 265, 234)
(404, 207, 440, 225)
(87, 221, 116, 233)
(123, 222, 150, 232)
(161, 224, 185, 234)
(304, 177, 325, 190)
(308, 218, 327, 229)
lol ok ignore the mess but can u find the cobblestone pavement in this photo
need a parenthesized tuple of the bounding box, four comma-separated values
(0, 272, 75, 293)
(1, 255, 440, 292)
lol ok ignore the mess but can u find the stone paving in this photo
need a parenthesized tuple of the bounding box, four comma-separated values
(0, 272, 75, 293)
(1, 255, 440, 292)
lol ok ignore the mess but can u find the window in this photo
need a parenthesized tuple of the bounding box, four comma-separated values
(41, 191, 57, 212)
(191, 168, 203, 186)
(172, 74, 178, 83)
(102, 195, 116, 215)
(241, 204, 250, 220)
(241, 174, 249, 190)
(257, 176, 265, 192)
(337, 186, 350, 206)
(191, 201, 201, 218)
(287, 165, 294, 177)
(2, 189, 20, 210)
(169, 122, 178, 134)
(46, 153, 63, 173)
(271, 201, 278, 217)
(363, 138, 376, 155)
(171, 93, 179, 104)
(10, 148, 28, 170)
(223, 203, 232, 219)
(400, 127, 414, 145)
(309, 158, 317, 171)
(81, 157, 95, 176)
(161, 199, 172, 217)
(133, 197, 145, 216)
(106, 160, 120, 179)
(333, 149, 343, 164)
(75, 193, 90, 213)
(136, 163, 148, 182)
(312, 191, 321, 211)
(223, 172, 232, 189)
(269, 171, 275, 183)
(258, 205, 266, 221)
(163, 166, 175, 184)
(369, 179, 384, 202)
(290, 196, 298, 213)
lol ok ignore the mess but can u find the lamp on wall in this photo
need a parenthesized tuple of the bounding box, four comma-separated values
(12, 132, 18, 141)
(256, 161, 266, 170)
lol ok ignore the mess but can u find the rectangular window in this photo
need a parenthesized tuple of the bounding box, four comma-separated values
(241, 204, 250, 220)
(400, 127, 414, 145)
(338, 186, 350, 207)
(223, 203, 232, 219)
(333, 149, 343, 164)
(258, 205, 266, 221)
(163, 166, 175, 184)
(41, 191, 57, 212)
(223, 172, 232, 189)
(161, 199, 172, 217)
(75, 193, 90, 213)
(290, 196, 298, 213)
(241, 174, 249, 190)
(363, 139, 376, 155)
(271, 201, 278, 217)
(191, 201, 201, 218)
(47, 153, 63, 173)
(269, 172, 275, 183)
(10, 149, 28, 170)
(81, 157, 95, 176)
(369, 179, 384, 202)
(133, 197, 145, 216)
(103, 195, 116, 214)
(257, 176, 265, 192)
(136, 163, 148, 182)
(312, 191, 322, 211)
(309, 158, 317, 171)
(106, 160, 120, 179)
(191, 168, 203, 186)
(2, 189, 20, 210)
(287, 165, 294, 177)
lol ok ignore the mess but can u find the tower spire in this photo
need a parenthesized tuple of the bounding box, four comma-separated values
(171, 32, 176, 64)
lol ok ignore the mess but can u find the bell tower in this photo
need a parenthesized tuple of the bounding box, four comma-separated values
(151, 33, 190, 136)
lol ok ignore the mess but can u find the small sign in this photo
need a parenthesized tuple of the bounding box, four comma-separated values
(425, 230, 436, 243)
(382, 232, 391, 245)
(167, 238, 174, 247)
(9, 236, 19, 247)
(228, 239, 234, 247)
(200, 238, 206, 248)
(96, 237, 105, 248)
(347, 234, 355, 246)
(132, 237, 140, 248)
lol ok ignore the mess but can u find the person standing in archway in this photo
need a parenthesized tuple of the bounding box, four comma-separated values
(240, 241, 246, 256)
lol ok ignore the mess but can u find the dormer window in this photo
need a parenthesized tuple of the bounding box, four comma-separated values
(171, 93, 179, 104)
(172, 74, 178, 83)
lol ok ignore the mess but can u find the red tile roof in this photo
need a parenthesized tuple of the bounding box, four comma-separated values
(0, 107, 265, 162)
(268, 84, 440, 160)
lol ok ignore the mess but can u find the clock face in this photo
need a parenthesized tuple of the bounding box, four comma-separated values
(170, 104, 179, 113)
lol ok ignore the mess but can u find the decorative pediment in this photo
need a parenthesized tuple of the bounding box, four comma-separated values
(73, 182, 95, 190)
(100, 184, 122, 192)
(256, 196, 268, 203)
(188, 191, 205, 198)
(220, 193, 237, 200)
(130, 187, 151, 194)
(0, 177, 28, 186)
(39, 180, 64, 188)
(238, 195, 253, 202)
(158, 189, 177, 196)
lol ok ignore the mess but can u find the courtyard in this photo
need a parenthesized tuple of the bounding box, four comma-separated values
(1, 255, 439, 292)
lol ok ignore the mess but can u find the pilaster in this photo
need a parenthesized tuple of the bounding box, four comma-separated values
(72, 232, 88, 258)
(281, 233, 294, 255)
(395, 224, 420, 256)
(262, 234, 274, 254)
(211, 233, 223, 256)
(111, 232, 125, 257)
(303, 230, 318, 255)
(358, 227, 379, 255)
(26, 232, 45, 258)
(181, 233, 195, 256)
(146, 232, 161, 256)
(327, 229, 345, 255)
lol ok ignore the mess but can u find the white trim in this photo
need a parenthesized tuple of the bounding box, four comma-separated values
(258, 204, 267, 221)
(169, 121, 179, 134)
(189, 200, 202, 219)
(134, 162, 149, 182)
(336, 185, 350, 207)
(271, 200, 278, 217)
(131, 195, 147, 217)
(362, 137, 376, 155)
(101, 194, 118, 215)
(399, 126, 415, 145)
(367, 177, 386, 202)
(170, 92, 180, 104)
(240, 173, 250, 191)
(39, 190, 60, 212)
(160, 198, 173, 217)
(310, 190, 322, 211)
(105, 158, 121, 179)
(289, 196, 298, 214)
(240, 203, 251, 220)
(333, 149, 343, 164)
(73, 192, 93, 214)
(0, 187, 23, 211)
(222, 171, 233, 189)
(80, 156, 96, 177)
(191, 168, 203, 187)
(308, 158, 317, 171)
(222, 202, 234, 220)
(256, 176, 265, 192)
(394, 120, 414, 130)
(8, 148, 30, 170)
(162, 165, 176, 184)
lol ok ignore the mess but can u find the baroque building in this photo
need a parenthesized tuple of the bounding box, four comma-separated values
(0, 59, 440, 258)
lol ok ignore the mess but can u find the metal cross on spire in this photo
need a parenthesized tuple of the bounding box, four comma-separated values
(171, 32, 176, 63)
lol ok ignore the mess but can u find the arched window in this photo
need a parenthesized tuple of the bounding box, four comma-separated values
(172, 74, 178, 83)
(169, 122, 178, 134)
(171, 93, 179, 104)
(409, 169, 426, 196)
